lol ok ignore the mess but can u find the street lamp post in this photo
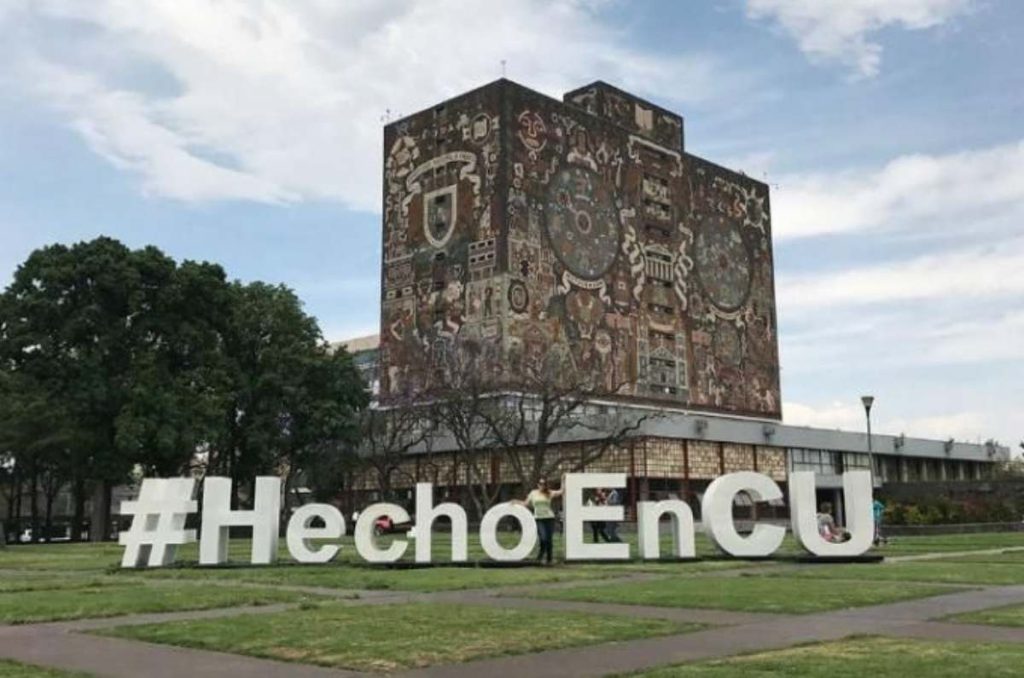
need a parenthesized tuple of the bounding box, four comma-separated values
(861, 395, 875, 484)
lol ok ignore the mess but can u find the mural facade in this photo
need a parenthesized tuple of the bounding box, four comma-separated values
(380, 80, 781, 419)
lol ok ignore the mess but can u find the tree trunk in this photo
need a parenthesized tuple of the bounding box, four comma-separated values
(13, 475, 23, 540)
(29, 470, 40, 543)
(71, 477, 86, 542)
(44, 492, 55, 543)
(88, 481, 112, 542)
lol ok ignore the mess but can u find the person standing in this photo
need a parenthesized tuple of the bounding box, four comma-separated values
(604, 486, 623, 543)
(873, 498, 887, 546)
(519, 478, 563, 565)
(587, 489, 610, 543)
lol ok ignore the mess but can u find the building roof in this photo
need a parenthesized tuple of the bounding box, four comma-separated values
(333, 334, 380, 354)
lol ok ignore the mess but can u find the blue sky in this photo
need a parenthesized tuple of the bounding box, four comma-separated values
(1, 0, 1021, 446)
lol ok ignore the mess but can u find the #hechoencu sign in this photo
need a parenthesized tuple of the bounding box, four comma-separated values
(118, 471, 874, 568)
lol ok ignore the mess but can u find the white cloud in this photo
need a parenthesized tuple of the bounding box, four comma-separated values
(0, 0, 722, 209)
(746, 0, 974, 77)
(784, 400, 866, 431)
(29, 61, 297, 203)
(784, 401, 992, 443)
(771, 139, 1024, 240)
(778, 237, 1024, 310)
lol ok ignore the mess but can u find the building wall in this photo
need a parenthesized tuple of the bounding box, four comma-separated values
(380, 83, 505, 395)
(380, 79, 782, 418)
(348, 436, 789, 496)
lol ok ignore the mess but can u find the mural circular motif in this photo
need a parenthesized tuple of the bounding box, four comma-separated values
(544, 167, 621, 280)
(695, 216, 752, 312)
(508, 280, 529, 313)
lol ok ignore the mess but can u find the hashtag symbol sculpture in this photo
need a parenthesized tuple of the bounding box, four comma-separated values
(119, 477, 198, 568)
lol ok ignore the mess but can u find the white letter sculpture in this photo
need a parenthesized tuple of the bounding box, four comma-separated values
(119, 477, 198, 568)
(286, 504, 345, 564)
(479, 502, 538, 561)
(637, 500, 695, 560)
(200, 476, 280, 565)
(564, 473, 630, 561)
(790, 470, 874, 556)
(354, 503, 409, 563)
(414, 483, 468, 563)
(702, 471, 785, 557)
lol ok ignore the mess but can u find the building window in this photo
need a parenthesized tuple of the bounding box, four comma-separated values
(791, 448, 841, 475)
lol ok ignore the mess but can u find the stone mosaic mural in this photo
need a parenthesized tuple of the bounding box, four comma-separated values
(380, 80, 781, 419)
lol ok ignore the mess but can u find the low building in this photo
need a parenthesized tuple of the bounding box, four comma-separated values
(333, 337, 1008, 522)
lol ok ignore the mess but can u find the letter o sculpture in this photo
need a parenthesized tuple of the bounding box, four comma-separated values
(479, 503, 538, 562)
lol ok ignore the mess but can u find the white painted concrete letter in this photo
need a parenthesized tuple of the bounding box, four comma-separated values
(354, 503, 409, 563)
(200, 476, 280, 565)
(119, 478, 198, 568)
(479, 502, 538, 561)
(564, 473, 630, 561)
(637, 500, 695, 560)
(702, 471, 785, 557)
(286, 503, 345, 564)
(790, 470, 874, 556)
(413, 483, 468, 563)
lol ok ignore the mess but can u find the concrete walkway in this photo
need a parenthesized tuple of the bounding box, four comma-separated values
(886, 546, 1024, 562)
(394, 585, 1024, 678)
(4, 571, 1024, 677)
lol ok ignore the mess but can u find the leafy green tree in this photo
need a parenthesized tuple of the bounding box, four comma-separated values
(0, 239, 234, 539)
(114, 257, 234, 477)
(206, 281, 368, 507)
(278, 346, 369, 506)
(0, 238, 143, 539)
(1, 237, 368, 538)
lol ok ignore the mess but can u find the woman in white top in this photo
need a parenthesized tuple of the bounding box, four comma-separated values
(520, 477, 563, 564)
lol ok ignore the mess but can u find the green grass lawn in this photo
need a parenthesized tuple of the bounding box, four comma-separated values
(764, 559, 1024, 586)
(0, 531, 801, 572)
(0, 542, 125, 572)
(0, 579, 312, 624)
(0, 573, 116, 594)
(868, 532, 1024, 557)
(938, 549, 1024, 564)
(630, 636, 1024, 676)
(2, 531, 1019, 575)
(133, 561, 615, 592)
(0, 660, 89, 678)
(950, 603, 1024, 627)
(103, 602, 700, 672)
(524, 575, 960, 614)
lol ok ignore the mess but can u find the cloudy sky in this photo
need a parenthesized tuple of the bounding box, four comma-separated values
(1, 0, 1021, 447)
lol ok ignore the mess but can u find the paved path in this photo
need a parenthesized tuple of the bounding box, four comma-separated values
(886, 546, 1024, 562)
(394, 586, 1024, 678)
(4, 568, 1024, 677)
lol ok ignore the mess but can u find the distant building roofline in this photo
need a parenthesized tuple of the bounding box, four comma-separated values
(332, 333, 380, 354)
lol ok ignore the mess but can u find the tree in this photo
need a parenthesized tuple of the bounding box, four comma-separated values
(114, 257, 234, 478)
(429, 339, 507, 518)
(425, 338, 652, 517)
(277, 345, 369, 508)
(480, 349, 652, 497)
(357, 393, 435, 504)
(0, 238, 151, 539)
(0, 237, 370, 539)
(205, 281, 368, 508)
